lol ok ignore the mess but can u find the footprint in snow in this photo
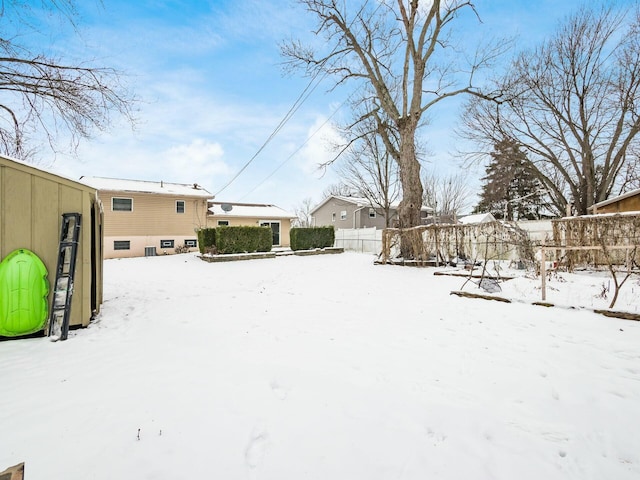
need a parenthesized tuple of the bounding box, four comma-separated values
(245, 426, 268, 469)
(425, 427, 447, 446)
(270, 379, 289, 400)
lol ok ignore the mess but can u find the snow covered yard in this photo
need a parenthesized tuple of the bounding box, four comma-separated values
(455, 262, 640, 314)
(1, 252, 639, 479)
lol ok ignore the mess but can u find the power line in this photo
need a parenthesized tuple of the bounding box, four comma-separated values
(238, 98, 349, 201)
(213, 70, 326, 197)
(213, 0, 373, 198)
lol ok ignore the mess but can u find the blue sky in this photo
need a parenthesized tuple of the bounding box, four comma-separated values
(36, 0, 602, 212)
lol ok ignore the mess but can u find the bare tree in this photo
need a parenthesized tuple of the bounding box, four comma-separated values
(0, 1, 136, 159)
(461, 4, 640, 216)
(282, 0, 505, 246)
(321, 182, 355, 198)
(422, 169, 473, 221)
(337, 113, 401, 227)
(293, 197, 315, 227)
(618, 146, 640, 193)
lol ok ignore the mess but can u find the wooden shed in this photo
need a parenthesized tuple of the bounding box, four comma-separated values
(0, 155, 103, 335)
(590, 188, 640, 214)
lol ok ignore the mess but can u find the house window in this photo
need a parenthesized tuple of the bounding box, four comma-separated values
(112, 197, 132, 212)
(185, 239, 197, 248)
(331, 213, 336, 222)
(176, 200, 185, 214)
(113, 240, 130, 250)
(369, 208, 376, 218)
(160, 239, 174, 248)
(217, 220, 229, 226)
(340, 210, 347, 220)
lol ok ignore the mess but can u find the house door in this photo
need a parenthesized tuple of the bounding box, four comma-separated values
(260, 221, 280, 246)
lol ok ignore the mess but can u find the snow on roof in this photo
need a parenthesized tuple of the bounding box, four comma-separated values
(311, 195, 433, 213)
(209, 202, 295, 219)
(80, 176, 213, 198)
(459, 213, 496, 224)
(558, 210, 640, 220)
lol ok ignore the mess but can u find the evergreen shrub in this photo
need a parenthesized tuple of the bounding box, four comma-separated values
(197, 228, 217, 254)
(216, 226, 272, 254)
(290, 226, 335, 251)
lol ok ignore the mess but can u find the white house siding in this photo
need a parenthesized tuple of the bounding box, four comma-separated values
(514, 219, 554, 244)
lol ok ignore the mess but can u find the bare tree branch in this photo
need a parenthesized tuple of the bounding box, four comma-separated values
(0, 0, 136, 159)
(460, 4, 640, 216)
(283, 1, 508, 257)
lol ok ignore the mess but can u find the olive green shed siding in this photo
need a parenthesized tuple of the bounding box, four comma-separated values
(0, 156, 103, 332)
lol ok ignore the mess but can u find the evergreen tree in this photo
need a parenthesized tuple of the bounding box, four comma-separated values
(474, 139, 544, 220)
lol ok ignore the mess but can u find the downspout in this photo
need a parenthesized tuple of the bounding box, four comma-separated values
(353, 205, 365, 229)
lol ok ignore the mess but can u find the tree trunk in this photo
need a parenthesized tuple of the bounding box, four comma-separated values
(397, 120, 423, 258)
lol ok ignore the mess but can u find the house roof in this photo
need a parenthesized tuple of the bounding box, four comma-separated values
(589, 187, 640, 210)
(458, 213, 496, 224)
(311, 195, 433, 214)
(209, 202, 295, 219)
(79, 176, 213, 198)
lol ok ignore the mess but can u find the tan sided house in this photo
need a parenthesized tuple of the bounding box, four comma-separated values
(208, 202, 295, 247)
(82, 177, 213, 258)
(1, 155, 103, 332)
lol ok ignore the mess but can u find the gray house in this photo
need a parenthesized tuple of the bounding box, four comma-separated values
(311, 195, 433, 229)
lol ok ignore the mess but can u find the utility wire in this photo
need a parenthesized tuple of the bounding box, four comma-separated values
(238, 98, 349, 201)
(213, 0, 373, 198)
(213, 70, 326, 197)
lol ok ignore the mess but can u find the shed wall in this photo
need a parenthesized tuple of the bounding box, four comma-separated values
(596, 195, 640, 214)
(0, 158, 102, 330)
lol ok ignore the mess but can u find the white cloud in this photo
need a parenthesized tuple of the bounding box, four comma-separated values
(165, 139, 231, 181)
(297, 116, 345, 175)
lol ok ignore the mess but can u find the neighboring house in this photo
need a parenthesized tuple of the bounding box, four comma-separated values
(0, 155, 103, 331)
(81, 177, 213, 259)
(208, 202, 295, 247)
(589, 188, 640, 214)
(458, 213, 496, 224)
(311, 195, 433, 229)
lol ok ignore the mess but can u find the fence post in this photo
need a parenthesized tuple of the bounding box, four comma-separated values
(381, 230, 388, 263)
(540, 241, 546, 301)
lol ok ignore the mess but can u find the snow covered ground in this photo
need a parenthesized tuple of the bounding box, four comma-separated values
(454, 260, 640, 314)
(1, 252, 639, 479)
